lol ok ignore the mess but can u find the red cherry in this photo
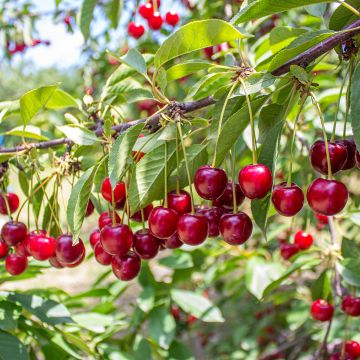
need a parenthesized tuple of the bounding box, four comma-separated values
(316, 213, 329, 224)
(164, 232, 183, 249)
(310, 140, 347, 175)
(23, 229, 47, 255)
(112, 251, 141, 281)
(139, 3, 154, 19)
(238, 164, 273, 199)
(128, 22, 145, 39)
(345, 340, 360, 359)
(89, 229, 101, 249)
(280, 242, 299, 260)
(271, 182, 304, 217)
(133, 229, 160, 259)
(85, 200, 94, 217)
(328, 353, 354, 360)
(55, 234, 85, 266)
(98, 211, 121, 229)
(0, 239, 9, 259)
(132, 135, 146, 162)
(14, 240, 30, 257)
(0, 193, 19, 214)
(130, 203, 154, 222)
(194, 165, 228, 200)
(100, 224, 133, 256)
(148, 12, 163, 30)
(29, 235, 56, 261)
(63, 15, 71, 25)
(5, 254, 28, 275)
(196, 206, 223, 237)
(310, 299, 334, 321)
(294, 230, 313, 250)
(49, 256, 64, 269)
(219, 212, 253, 245)
(101, 177, 126, 203)
(167, 190, 192, 215)
(341, 295, 360, 317)
(337, 139, 357, 170)
(1, 221, 27, 246)
(148, 206, 179, 239)
(165, 11, 180, 26)
(94, 242, 113, 266)
(213, 182, 245, 210)
(307, 178, 348, 216)
(177, 214, 208, 246)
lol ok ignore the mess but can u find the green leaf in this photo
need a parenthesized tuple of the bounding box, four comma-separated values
(108, 0, 123, 29)
(166, 60, 212, 82)
(0, 100, 20, 122)
(72, 313, 115, 333)
(237, 73, 276, 95)
(269, 27, 308, 54)
(171, 289, 224, 322)
(57, 125, 99, 146)
(0, 301, 21, 331)
(45, 89, 79, 109)
(159, 252, 194, 269)
(0, 330, 29, 360)
(148, 307, 176, 349)
(290, 65, 310, 83)
(119, 49, 147, 76)
(168, 341, 195, 360)
(154, 19, 249, 68)
(329, 0, 360, 31)
(311, 270, 332, 301)
(136, 287, 155, 313)
(341, 238, 360, 259)
(337, 259, 360, 287)
(351, 61, 360, 150)
(32, 176, 47, 220)
(3, 125, 49, 141)
(78, 0, 97, 40)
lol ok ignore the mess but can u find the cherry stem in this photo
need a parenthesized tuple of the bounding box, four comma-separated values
(231, 145, 237, 214)
(337, 0, 360, 17)
(58, 175, 70, 233)
(111, 182, 116, 226)
(140, 208, 145, 230)
(2, 190, 12, 220)
(175, 126, 180, 195)
(152, 0, 158, 12)
(343, 59, 354, 139)
(164, 141, 168, 208)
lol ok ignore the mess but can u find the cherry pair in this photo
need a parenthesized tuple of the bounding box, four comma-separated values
(279, 230, 313, 260)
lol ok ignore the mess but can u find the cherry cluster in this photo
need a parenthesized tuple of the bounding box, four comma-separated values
(6, 39, 50, 56)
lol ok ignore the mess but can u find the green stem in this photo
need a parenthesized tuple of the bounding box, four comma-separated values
(343, 59, 354, 138)
(164, 141, 168, 208)
(337, 0, 360, 17)
(175, 126, 180, 195)
(231, 145, 237, 214)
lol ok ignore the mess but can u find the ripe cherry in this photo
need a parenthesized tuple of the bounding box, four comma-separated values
(130, 203, 153, 222)
(49, 256, 64, 268)
(310, 140, 347, 175)
(89, 229, 101, 249)
(0, 239, 9, 259)
(307, 178, 348, 216)
(94, 242, 113, 266)
(167, 190, 192, 215)
(219, 212, 253, 245)
(164, 232, 183, 249)
(316, 213, 329, 225)
(280, 242, 299, 260)
(55, 234, 85, 266)
(5, 254, 28, 275)
(177, 214, 208, 246)
(14, 240, 30, 257)
(337, 139, 356, 170)
(133, 133, 145, 161)
(133, 229, 160, 259)
(341, 295, 360, 317)
(98, 211, 120, 229)
(1, 221, 27, 246)
(213, 182, 245, 210)
(194, 165, 228, 200)
(310, 299, 334, 321)
(148, 12, 163, 30)
(0, 193, 19, 214)
(101, 177, 126, 203)
(112, 251, 141, 281)
(294, 230, 313, 250)
(64, 251, 85, 268)
(100, 224, 133, 256)
(148, 206, 179, 239)
(29, 234, 56, 261)
(86, 200, 94, 217)
(196, 205, 223, 237)
(271, 182, 304, 217)
(345, 340, 360, 359)
(128, 22, 145, 39)
(165, 11, 180, 26)
(139, 3, 154, 20)
(238, 164, 273, 199)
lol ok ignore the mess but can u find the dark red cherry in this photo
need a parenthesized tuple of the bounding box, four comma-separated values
(85, 200, 94, 217)
(167, 190, 192, 215)
(0, 239, 9, 259)
(29, 235, 56, 261)
(271, 182, 304, 217)
(341, 295, 360, 317)
(280, 242, 299, 260)
(213, 182, 245, 210)
(94, 242, 113, 266)
(337, 139, 356, 170)
(148, 206, 179, 239)
(49, 256, 64, 269)
(128, 22, 145, 39)
(345, 340, 360, 358)
(64, 251, 85, 268)
(194, 165, 228, 200)
(55, 234, 85, 266)
(130, 203, 154, 222)
(177, 214, 208, 246)
(294, 230, 313, 250)
(165, 11, 180, 26)
(310, 140, 347, 175)
(0, 193, 19, 215)
(89, 229, 100, 249)
(148, 12, 163, 30)
(238, 164, 273, 199)
(98, 211, 121, 229)
(196, 205, 223, 237)
(316, 213, 329, 224)
(139, 3, 154, 20)
(133, 229, 160, 259)
(310, 299, 334, 321)
(112, 251, 141, 281)
(14, 240, 30, 257)
(164, 232, 183, 249)
(1, 221, 27, 246)
(307, 178, 348, 216)
(100, 224, 133, 256)
(219, 212, 252, 245)
(5, 254, 28, 275)
(101, 177, 126, 203)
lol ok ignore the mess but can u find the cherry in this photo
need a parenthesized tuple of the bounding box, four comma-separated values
(238, 164, 273, 199)
(100, 224, 133, 256)
(310, 140, 347, 175)
(280, 242, 299, 260)
(5, 254, 28, 275)
(165, 11, 180, 26)
(94, 242, 113, 266)
(112, 251, 141, 281)
(133, 133, 145, 161)
(0, 193, 19, 214)
(89, 229, 101, 249)
(213, 182, 245, 210)
(85, 199, 94, 217)
(23, 229, 47, 255)
(310, 299, 334, 321)
(194, 165, 228, 200)
(139, 3, 154, 19)
(98, 211, 120, 229)
(29, 234, 56, 261)
(341, 295, 360, 317)
(14, 241, 30, 257)
(133, 229, 160, 259)
(55, 234, 85, 266)
(130, 203, 154, 222)
(49, 256, 64, 269)
(219, 212, 253, 245)
(204, 46, 215, 59)
(196, 205, 223, 237)
(148, 206, 179, 239)
(101, 177, 126, 203)
(128, 22, 145, 39)
(164, 232, 183, 249)
(63, 251, 85, 268)
(1, 221, 27, 246)
(337, 139, 357, 170)
(316, 213, 329, 225)
(63, 15, 71, 25)
(167, 190, 192, 215)
(294, 230, 313, 250)
(0, 239, 9, 259)
(148, 12, 163, 30)
(307, 178, 348, 216)
(345, 340, 360, 359)
(271, 182, 304, 217)
(177, 214, 208, 246)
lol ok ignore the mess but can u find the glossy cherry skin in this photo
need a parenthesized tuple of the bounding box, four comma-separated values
(112, 251, 141, 281)
(219, 212, 252, 245)
(94, 242, 113, 266)
(100, 224, 133, 256)
(177, 214, 208, 246)
(307, 178, 348, 216)
(133, 229, 160, 259)
(148, 206, 179, 239)
(85, 200, 94, 217)
(148, 12, 163, 30)
(0, 193, 19, 214)
(196, 205, 223, 237)
(49, 256, 64, 269)
(271, 182, 304, 217)
(341, 295, 360, 317)
(128, 22, 145, 39)
(310, 140, 347, 175)
(14, 241, 29, 257)
(1, 221, 27, 246)
(337, 139, 357, 170)
(165, 11, 180, 26)
(101, 177, 126, 203)
(89, 229, 100, 249)
(29, 234, 56, 261)
(55, 234, 86, 266)
(5, 254, 28, 275)
(238, 164, 273, 200)
(0, 239, 9, 259)
(194, 165, 228, 200)
(280, 242, 299, 260)
(345, 341, 360, 359)
(130, 203, 154, 222)
(164, 232, 183, 249)
(98, 211, 121, 230)
(294, 230, 313, 250)
(213, 182, 245, 210)
(310, 299, 334, 322)
(139, 3, 154, 19)
(167, 190, 192, 215)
